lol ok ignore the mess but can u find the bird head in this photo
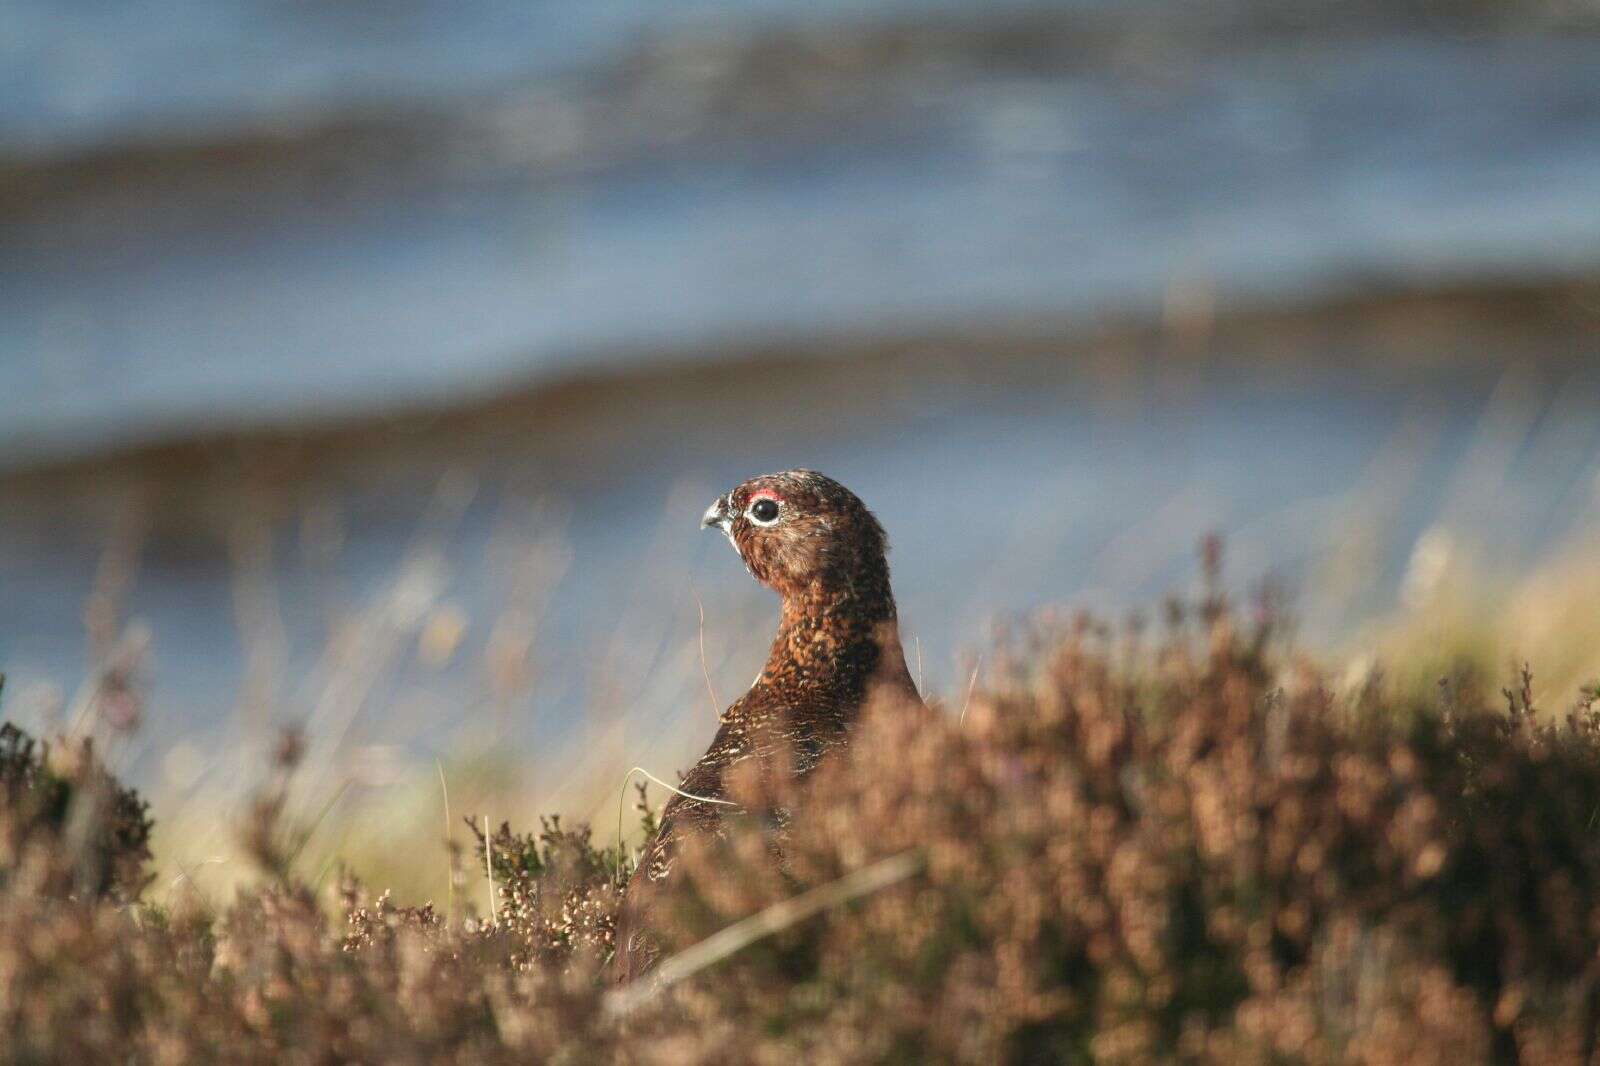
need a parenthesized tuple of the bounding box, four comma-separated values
(702, 470, 888, 597)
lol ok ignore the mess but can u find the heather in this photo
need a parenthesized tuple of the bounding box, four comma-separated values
(7, 581, 1600, 1063)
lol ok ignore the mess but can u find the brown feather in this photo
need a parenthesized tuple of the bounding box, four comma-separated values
(613, 470, 920, 982)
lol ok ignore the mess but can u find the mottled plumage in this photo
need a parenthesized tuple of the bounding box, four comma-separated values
(613, 470, 920, 981)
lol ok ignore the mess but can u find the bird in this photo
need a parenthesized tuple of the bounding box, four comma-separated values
(612, 469, 921, 982)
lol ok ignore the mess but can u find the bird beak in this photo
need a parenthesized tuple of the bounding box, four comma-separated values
(702, 495, 732, 532)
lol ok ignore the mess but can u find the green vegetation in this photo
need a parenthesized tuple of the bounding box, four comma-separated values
(0, 693, 153, 903)
(7, 578, 1600, 1063)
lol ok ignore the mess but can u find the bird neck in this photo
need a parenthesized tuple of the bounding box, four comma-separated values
(755, 560, 913, 702)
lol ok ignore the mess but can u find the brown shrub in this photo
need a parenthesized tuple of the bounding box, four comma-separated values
(8, 590, 1600, 1062)
(594, 598, 1600, 1063)
(0, 716, 153, 902)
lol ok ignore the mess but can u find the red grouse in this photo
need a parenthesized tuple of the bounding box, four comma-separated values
(613, 469, 921, 981)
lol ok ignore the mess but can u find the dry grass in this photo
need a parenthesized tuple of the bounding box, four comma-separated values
(8, 569, 1600, 1062)
(1357, 529, 1600, 709)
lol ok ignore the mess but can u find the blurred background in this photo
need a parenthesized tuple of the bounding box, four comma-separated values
(4, 0, 1600, 900)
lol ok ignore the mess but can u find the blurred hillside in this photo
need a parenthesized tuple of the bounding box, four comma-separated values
(6, 1, 1600, 460)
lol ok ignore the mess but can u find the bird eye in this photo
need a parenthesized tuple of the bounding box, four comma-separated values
(748, 498, 780, 525)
